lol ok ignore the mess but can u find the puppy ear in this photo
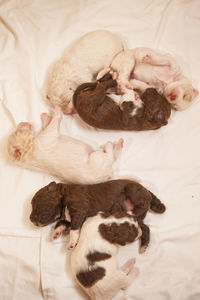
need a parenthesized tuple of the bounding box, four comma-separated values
(154, 111, 165, 123)
(47, 181, 57, 192)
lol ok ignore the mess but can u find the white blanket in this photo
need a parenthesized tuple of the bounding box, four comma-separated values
(0, 0, 200, 299)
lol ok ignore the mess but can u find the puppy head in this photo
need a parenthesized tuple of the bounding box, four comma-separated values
(8, 122, 36, 162)
(46, 65, 76, 115)
(30, 182, 63, 226)
(46, 92, 75, 114)
(164, 78, 198, 110)
(142, 88, 171, 126)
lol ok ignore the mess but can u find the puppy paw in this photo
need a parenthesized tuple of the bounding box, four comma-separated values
(67, 241, 78, 250)
(68, 229, 79, 250)
(51, 226, 64, 240)
(139, 245, 148, 254)
(113, 138, 124, 159)
(121, 258, 136, 274)
(54, 105, 62, 117)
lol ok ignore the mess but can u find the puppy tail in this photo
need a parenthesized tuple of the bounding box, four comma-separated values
(149, 192, 166, 214)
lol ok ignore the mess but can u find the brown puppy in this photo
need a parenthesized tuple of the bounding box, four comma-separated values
(30, 179, 166, 252)
(73, 78, 171, 131)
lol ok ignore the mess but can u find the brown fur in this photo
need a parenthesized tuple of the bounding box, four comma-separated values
(87, 251, 111, 263)
(76, 267, 105, 288)
(73, 78, 171, 131)
(99, 221, 138, 246)
(30, 179, 166, 251)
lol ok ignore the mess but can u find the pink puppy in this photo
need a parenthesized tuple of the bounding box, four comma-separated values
(100, 47, 198, 111)
(8, 106, 123, 184)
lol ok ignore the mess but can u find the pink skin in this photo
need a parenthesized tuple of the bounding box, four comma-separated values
(121, 258, 136, 274)
(13, 147, 22, 159)
(41, 113, 52, 129)
(52, 225, 66, 240)
(168, 93, 177, 101)
(18, 122, 33, 131)
(124, 199, 134, 211)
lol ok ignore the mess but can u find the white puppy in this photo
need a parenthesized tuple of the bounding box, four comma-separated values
(7, 106, 123, 184)
(53, 213, 140, 300)
(46, 30, 126, 114)
(103, 47, 198, 110)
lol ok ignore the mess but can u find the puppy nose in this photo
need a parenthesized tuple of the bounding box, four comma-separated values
(168, 93, 177, 101)
(18, 122, 33, 130)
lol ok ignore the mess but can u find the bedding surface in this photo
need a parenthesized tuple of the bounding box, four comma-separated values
(0, 0, 200, 299)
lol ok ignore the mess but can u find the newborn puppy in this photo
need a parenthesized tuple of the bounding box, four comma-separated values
(30, 179, 166, 251)
(102, 47, 198, 110)
(46, 30, 126, 114)
(73, 78, 171, 131)
(57, 213, 140, 300)
(8, 106, 123, 184)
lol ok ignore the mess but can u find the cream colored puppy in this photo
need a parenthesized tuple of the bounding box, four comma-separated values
(104, 47, 198, 110)
(7, 106, 123, 184)
(46, 30, 126, 114)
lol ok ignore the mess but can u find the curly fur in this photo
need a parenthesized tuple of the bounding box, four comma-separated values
(73, 78, 171, 130)
(46, 30, 126, 114)
(30, 179, 166, 250)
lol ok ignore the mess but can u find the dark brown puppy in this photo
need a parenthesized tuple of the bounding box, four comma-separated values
(73, 79, 171, 130)
(30, 179, 166, 252)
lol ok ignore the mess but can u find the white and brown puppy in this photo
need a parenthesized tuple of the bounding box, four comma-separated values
(53, 212, 140, 300)
(7, 106, 123, 184)
(102, 47, 198, 110)
(46, 30, 126, 114)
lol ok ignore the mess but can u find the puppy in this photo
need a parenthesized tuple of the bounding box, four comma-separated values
(30, 179, 166, 251)
(53, 212, 140, 300)
(46, 30, 126, 114)
(73, 78, 171, 130)
(101, 47, 198, 110)
(7, 106, 123, 184)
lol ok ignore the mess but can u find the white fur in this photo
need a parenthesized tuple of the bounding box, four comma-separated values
(106, 47, 198, 110)
(70, 213, 140, 300)
(46, 30, 126, 114)
(7, 106, 123, 184)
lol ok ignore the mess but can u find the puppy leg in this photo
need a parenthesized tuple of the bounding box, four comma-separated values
(41, 105, 62, 135)
(68, 229, 80, 249)
(96, 67, 111, 81)
(142, 49, 172, 66)
(113, 138, 124, 160)
(129, 78, 152, 92)
(120, 258, 139, 290)
(120, 258, 136, 273)
(123, 265, 139, 288)
(111, 50, 136, 91)
(41, 113, 52, 130)
(102, 138, 124, 160)
(51, 220, 70, 240)
(141, 50, 182, 81)
(138, 220, 150, 253)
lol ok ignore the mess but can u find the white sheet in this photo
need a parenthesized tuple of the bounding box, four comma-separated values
(0, 0, 200, 299)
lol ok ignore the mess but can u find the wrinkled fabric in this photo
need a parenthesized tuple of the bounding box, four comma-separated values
(0, 0, 200, 299)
